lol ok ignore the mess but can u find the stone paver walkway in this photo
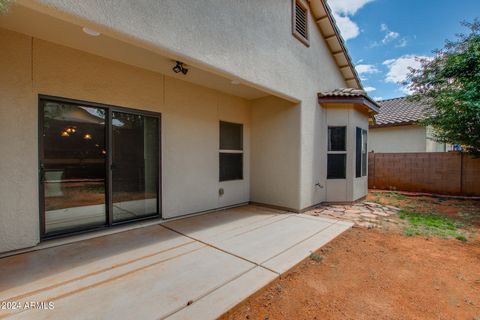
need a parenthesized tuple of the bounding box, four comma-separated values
(306, 201, 400, 229)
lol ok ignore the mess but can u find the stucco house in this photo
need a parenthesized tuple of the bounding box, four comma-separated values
(0, 0, 379, 254)
(369, 97, 449, 153)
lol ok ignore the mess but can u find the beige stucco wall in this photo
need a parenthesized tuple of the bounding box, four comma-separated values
(351, 109, 369, 201)
(325, 106, 369, 202)
(0, 0, 371, 252)
(426, 126, 448, 152)
(370, 125, 448, 153)
(369, 125, 427, 153)
(0, 28, 251, 252)
(19, 0, 348, 211)
(250, 96, 301, 209)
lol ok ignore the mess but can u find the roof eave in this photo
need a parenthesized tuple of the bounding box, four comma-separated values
(369, 121, 418, 129)
(318, 95, 380, 114)
(310, 0, 362, 89)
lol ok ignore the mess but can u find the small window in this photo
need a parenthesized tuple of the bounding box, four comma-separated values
(356, 127, 368, 177)
(327, 154, 346, 179)
(327, 126, 346, 179)
(328, 127, 346, 151)
(219, 121, 243, 181)
(292, 0, 309, 46)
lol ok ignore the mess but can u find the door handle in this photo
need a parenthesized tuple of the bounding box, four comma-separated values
(39, 164, 45, 183)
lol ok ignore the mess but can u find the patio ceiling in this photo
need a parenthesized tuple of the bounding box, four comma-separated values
(0, 4, 270, 100)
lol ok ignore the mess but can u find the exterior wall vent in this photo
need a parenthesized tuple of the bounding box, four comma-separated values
(292, 0, 310, 46)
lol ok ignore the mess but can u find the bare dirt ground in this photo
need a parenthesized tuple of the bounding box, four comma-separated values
(221, 193, 480, 320)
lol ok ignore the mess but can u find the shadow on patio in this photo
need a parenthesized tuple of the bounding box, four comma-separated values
(0, 205, 351, 319)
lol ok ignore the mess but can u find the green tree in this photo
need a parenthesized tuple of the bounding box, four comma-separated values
(0, 0, 13, 15)
(407, 19, 480, 154)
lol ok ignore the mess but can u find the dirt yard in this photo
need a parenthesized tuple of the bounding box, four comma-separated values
(221, 193, 480, 320)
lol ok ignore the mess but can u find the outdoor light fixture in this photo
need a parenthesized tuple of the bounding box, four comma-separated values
(82, 27, 101, 36)
(172, 61, 189, 75)
(83, 133, 92, 140)
(60, 131, 69, 137)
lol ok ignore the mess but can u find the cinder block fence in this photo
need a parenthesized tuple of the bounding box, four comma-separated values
(368, 152, 480, 196)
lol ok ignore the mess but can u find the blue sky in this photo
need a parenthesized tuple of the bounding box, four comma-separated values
(327, 0, 480, 100)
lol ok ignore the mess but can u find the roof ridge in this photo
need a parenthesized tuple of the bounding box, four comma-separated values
(378, 96, 408, 102)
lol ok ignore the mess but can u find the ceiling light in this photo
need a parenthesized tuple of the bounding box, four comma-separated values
(83, 133, 92, 140)
(82, 27, 101, 36)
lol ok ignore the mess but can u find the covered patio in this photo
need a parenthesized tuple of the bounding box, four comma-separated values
(0, 205, 352, 319)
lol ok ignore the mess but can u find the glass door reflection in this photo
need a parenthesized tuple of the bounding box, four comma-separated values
(42, 101, 107, 235)
(111, 111, 159, 223)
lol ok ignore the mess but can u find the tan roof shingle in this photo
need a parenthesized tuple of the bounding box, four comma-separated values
(372, 96, 428, 127)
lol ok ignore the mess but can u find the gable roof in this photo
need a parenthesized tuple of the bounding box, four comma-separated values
(310, 0, 362, 89)
(371, 96, 428, 128)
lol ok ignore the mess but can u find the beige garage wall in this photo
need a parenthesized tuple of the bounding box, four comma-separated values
(0, 28, 251, 252)
(369, 125, 427, 153)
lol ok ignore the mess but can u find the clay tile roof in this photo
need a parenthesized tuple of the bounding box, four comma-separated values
(318, 88, 380, 113)
(318, 88, 367, 97)
(372, 96, 428, 128)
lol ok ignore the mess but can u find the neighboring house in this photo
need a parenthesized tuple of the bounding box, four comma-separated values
(369, 97, 449, 153)
(0, 0, 379, 253)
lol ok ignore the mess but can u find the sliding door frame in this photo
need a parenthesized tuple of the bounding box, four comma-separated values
(38, 94, 162, 240)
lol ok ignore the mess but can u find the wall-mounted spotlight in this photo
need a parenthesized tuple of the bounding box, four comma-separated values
(172, 61, 189, 75)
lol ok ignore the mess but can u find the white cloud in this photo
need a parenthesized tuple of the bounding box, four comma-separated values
(395, 38, 408, 48)
(383, 55, 431, 93)
(332, 13, 359, 41)
(380, 24, 399, 44)
(383, 55, 429, 83)
(355, 64, 380, 75)
(373, 96, 384, 101)
(364, 86, 376, 92)
(328, 0, 374, 15)
(328, 0, 374, 41)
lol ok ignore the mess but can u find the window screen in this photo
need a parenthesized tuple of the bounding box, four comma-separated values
(327, 154, 346, 179)
(328, 127, 346, 151)
(219, 121, 243, 181)
(220, 153, 243, 181)
(356, 128, 362, 178)
(327, 126, 347, 179)
(356, 127, 368, 177)
(362, 129, 368, 176)
(220, 121, 242, 150)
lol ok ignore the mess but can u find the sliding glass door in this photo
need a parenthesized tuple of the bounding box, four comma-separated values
(39, 97, 160, 238)
(111, 111, 159, 223)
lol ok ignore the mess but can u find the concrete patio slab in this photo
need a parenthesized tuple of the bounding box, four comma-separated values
(0, 225, 192, 302)
(164, 209, 347, 272)
(262, 220, 353, 273)
(0, 205, 351, 320)
(166, 266, 276, 320)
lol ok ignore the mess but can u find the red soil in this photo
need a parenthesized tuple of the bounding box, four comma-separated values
(221, 228, 480, 320)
